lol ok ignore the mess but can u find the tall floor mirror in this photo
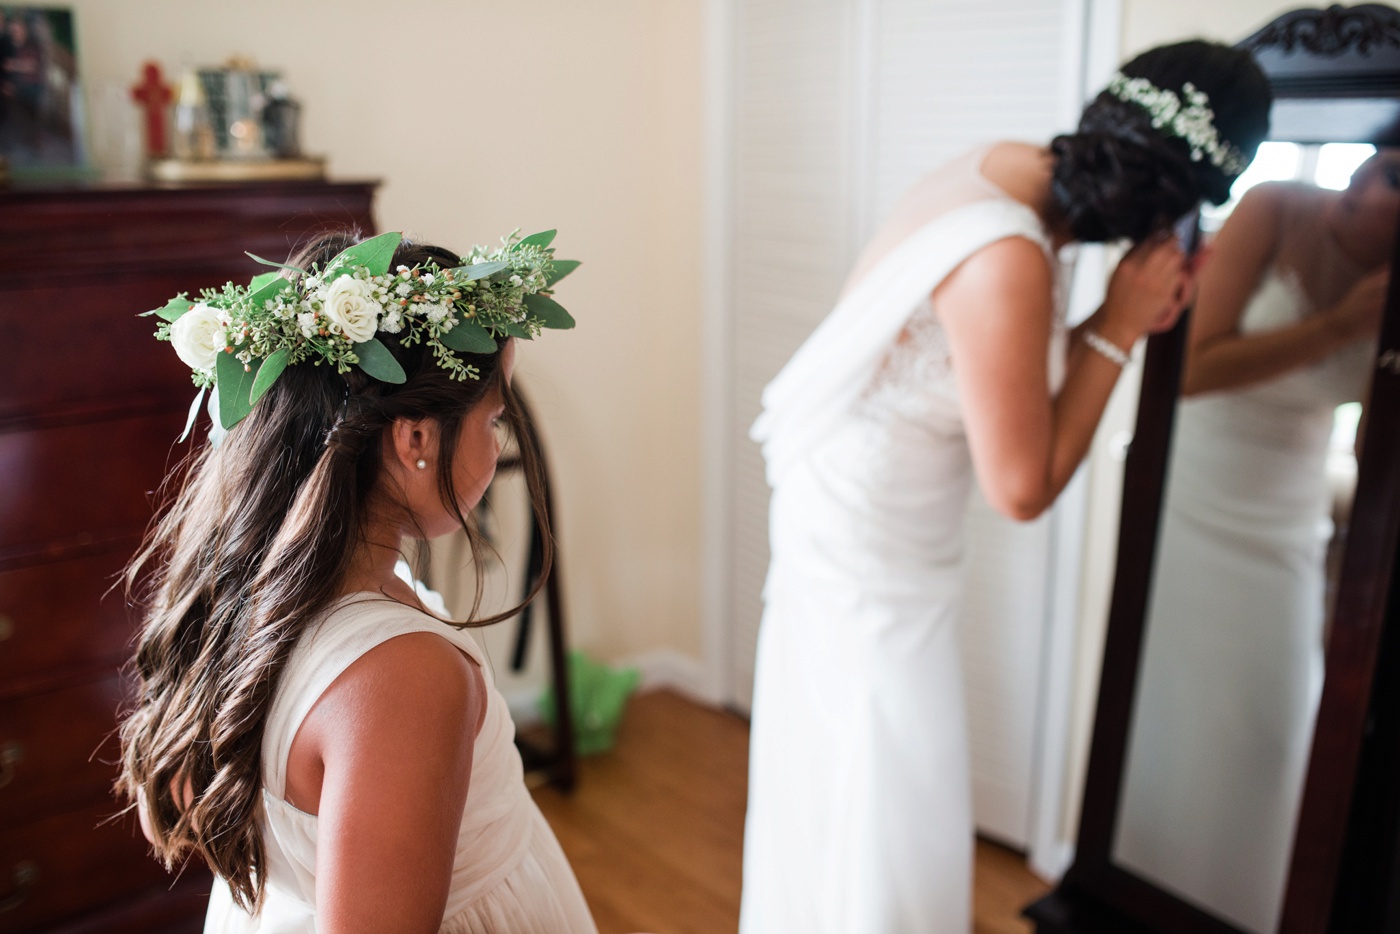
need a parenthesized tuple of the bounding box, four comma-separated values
(1027, 5, 1400, 932)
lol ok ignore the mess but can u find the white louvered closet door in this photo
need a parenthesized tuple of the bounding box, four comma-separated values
(725, 0, 864, 714)
(719, 0, 1094, 851)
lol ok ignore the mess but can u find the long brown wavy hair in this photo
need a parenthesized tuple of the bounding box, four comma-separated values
(116, 230, 553, 911)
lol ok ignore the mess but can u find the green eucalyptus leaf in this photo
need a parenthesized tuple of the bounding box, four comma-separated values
(248, 271, 282, 291)
(514, 229, 557, 251)
(545, 260, 580, 286)
(327, 231, 403, 278)
(146, 296, 193, 321)
(246, 252, 305, 272)
(353, 338, 407, 384)
(524, 293, 576, 330)
(216, 351, 261, 430)
(250, 347, 291, 404)
(439, 319, 498, 354)
(248, 275, 292, 308)
(502, 321, 532, 339)
(446, 260, 508, 282)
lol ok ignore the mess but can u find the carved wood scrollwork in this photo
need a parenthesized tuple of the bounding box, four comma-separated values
(1242, 4, 1400, 56)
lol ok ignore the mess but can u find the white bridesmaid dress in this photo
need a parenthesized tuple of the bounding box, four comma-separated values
(202, 591, 597, 934)
(742, 149, 1065, 934)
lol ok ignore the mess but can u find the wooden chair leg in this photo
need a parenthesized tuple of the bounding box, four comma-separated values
(507, 389, 577, 793)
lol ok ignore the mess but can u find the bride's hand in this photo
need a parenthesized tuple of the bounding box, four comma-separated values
(1102, 236, 1193, 343)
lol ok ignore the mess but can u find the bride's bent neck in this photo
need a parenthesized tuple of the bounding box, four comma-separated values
(981, 142, 1072, 250)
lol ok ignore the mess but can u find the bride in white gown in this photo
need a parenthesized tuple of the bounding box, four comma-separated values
(1115, 151, 1400, 933)
(741, 41, 1272, 933)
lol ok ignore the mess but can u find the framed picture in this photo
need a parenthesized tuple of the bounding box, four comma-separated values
(0, 6, 85, 176)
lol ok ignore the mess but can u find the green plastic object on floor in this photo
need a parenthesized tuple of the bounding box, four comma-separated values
(539, 650, 641, 756)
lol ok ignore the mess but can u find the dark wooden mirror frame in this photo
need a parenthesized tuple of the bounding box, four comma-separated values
(1025, 6, 1400, 932)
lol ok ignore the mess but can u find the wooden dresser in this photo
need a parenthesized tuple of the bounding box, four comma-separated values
(0, 180, 377, 933)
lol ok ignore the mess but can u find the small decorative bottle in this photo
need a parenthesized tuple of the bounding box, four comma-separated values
(171, 69, 216, 161)
(261, 81, 303, 159)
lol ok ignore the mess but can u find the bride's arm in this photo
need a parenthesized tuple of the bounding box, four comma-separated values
(1183, 184, 1382, 396)
(937, 235, 1188, 521)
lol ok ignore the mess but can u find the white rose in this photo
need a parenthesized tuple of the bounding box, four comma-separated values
(170, 302, 224, 375)
(321, 276, 381, 343)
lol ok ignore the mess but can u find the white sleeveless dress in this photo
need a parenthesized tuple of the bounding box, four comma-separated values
(202, 594, 597, 934)
(742, 149, 1064, 934)
(1115, 190, 1373, 934)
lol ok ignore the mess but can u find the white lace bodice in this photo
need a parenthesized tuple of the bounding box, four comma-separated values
(856, 255, 1068, 430)
(857, 298, 957, 423)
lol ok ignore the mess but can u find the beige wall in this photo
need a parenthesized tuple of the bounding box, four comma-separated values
(1121, 0, 1298, 56)
(73, 0, 706, 663)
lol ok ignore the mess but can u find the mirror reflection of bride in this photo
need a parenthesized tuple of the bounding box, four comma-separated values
(1115, 149, 1400, 933)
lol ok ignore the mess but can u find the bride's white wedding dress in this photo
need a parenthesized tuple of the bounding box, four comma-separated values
(742, 149, 1064, 933)
(1114, 182, 1372, 934)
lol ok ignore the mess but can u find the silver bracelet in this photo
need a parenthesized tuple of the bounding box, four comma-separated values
(1082, 328, 1131, 368)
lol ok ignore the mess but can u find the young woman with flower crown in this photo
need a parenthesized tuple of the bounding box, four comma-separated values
(118, 229, 598, 933)
(742, 40, 1273, 933)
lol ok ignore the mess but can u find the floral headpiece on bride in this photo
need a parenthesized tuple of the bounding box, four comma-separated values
(1105, 72, 1248, 177)
(145, 230, 577, 433)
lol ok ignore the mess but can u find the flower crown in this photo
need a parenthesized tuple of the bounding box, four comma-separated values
(145, 230, 577, 433)
(1105, 72, 1248, 177)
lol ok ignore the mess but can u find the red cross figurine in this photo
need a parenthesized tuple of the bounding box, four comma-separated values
(131, 61, 173, 159)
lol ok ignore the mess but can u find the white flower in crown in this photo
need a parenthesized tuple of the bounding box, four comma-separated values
(169, 301, 224, 375)
(1105, 72, 1247, 176)
(320, 276, 382, 343)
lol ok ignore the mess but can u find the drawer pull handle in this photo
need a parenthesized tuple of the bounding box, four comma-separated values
(0, 615, 12, 642)
(0, 861, 37, 913)
(0, 743, 20, 790)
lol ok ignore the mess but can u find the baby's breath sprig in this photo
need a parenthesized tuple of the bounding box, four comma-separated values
(1105, 72, 1247, 176)
(144, 230, 577, 432)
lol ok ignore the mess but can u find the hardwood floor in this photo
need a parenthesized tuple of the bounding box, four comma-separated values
(530, 689, 1051, 934)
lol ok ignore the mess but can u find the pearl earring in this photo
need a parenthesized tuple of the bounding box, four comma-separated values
(416, 459, 427, 470)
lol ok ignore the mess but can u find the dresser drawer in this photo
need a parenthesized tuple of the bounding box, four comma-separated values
(0, 676, 128, 830)
(0, 279, 196, 423)
(0, 800, 171, 933)
(0, 550, 137, 687)
(0, 414, 186, 562)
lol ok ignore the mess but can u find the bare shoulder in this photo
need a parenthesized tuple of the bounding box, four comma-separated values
(285, 625, 485, 813)
(936, 235, 1053, 312)
(336, 631, 481, 722)
(1208, 181, 1294, 259)
(1237, 179, 1295, 210)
